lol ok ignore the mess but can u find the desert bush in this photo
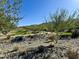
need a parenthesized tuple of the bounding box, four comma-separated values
(46, 32, 58, 44)
(67, 49, 79, 59)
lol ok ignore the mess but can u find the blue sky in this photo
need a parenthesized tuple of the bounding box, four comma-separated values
(19, 0, 79, 26)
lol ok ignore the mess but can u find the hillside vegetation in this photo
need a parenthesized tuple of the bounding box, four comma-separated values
(17, 9, 79, 32)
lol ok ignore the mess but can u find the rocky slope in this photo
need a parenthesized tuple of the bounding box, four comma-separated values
(0, 34, 79, 59)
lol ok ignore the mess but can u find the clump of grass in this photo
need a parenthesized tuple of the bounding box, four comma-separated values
(47, 33, 58, 44)
(13, 44, 27, 53)
(15, 30, 27, 35)
(66, 49, 79, 59)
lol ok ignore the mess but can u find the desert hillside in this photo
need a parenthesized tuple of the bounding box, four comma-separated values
(0, 32, 79, 59)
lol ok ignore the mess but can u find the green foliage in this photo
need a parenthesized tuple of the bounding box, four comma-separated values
(0, 0, 22, 35)
(27, 9, 79, 32)
(15, 30, 27, 35)
(13, 9, 79, 34)
(48, 9, 79, 32)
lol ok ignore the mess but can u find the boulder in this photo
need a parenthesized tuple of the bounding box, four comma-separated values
(71, 29, 79, 38)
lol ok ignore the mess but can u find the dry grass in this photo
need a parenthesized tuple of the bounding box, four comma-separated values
(47, 33, 58, 44)
(67, 48, 79, 59)
(13, 44, 28, 53)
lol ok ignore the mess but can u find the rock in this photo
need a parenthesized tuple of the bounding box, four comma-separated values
(11, 36, 25, 43)
(71, 29, 79, 38)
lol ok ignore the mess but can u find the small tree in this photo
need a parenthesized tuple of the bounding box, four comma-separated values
(50, 9, 68, 31)
(49, 9, 79, 32)
(0, 0, 22, 35)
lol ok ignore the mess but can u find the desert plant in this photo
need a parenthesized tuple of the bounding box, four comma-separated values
(0, 0, 22, 35)
(67, 49, 79, 59)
